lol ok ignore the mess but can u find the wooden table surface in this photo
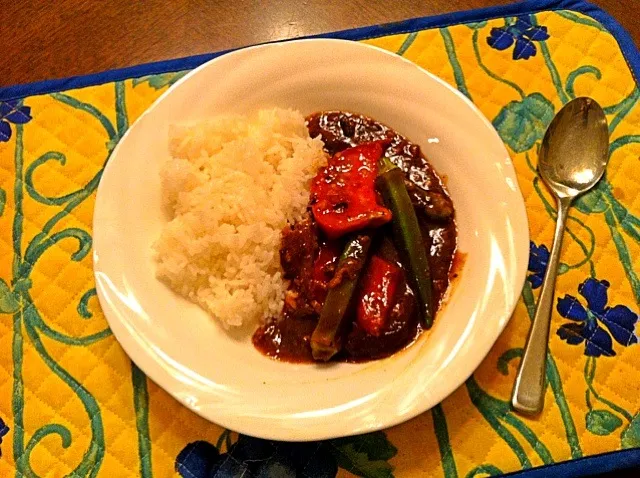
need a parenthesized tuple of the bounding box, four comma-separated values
(2, 0, 639, 88)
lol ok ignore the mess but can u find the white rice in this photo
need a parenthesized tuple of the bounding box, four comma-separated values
(154, 108, 328, 328)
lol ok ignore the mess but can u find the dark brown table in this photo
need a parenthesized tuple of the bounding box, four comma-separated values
(2, 0, 638, 88)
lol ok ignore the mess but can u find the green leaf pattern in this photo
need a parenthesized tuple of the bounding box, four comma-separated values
(0, 278, 19, 314)
(493, 93, 555, 153)
(586, 410, 623, 436)
(621, 414, 640, 449)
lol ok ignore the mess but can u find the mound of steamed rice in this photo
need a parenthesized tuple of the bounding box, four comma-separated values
(154, 108, 328, 328)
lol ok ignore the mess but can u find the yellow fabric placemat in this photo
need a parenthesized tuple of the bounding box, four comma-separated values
(0, 5, 639, 478)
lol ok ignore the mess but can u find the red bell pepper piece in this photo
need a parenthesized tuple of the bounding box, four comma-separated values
(310, 142, 392, 239)
(357, 255, 401, 336)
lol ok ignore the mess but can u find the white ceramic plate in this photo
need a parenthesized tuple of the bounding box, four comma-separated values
(93, 39, 529, 441)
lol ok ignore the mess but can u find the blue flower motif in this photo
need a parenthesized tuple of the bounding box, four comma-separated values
(528, 241, 549, 289)
(0, 417, 9, 457)
(176, 436, 337, 478)
(556, 278, 639, 357)
(0, 100, 32, 142)
(487, 16, 550, 60)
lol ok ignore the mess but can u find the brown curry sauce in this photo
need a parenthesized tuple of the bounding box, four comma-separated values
(252, 112, 458, 363)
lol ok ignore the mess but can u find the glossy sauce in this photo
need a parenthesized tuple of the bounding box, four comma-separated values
(253, 111, 458, 363)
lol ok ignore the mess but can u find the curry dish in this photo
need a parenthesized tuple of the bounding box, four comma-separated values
(253, 112, 458, 363)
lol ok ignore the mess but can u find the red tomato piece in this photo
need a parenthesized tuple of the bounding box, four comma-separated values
(357, 256, 401, 336)
(310, 142, 392, 239)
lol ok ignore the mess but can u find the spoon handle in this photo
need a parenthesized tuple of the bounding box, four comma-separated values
(512, 196, 572, 415)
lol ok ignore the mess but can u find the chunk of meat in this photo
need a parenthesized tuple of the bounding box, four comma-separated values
(307, 111, 395, 156)
(279, 217, 319, 317)
(280, 216, 318, 280)
(310, 240, 342, 305)
(425, 223, 458, 306)
(405, 180, 454, 221)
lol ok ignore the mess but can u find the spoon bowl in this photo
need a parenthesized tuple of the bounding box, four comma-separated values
(538, 97, 609, 198)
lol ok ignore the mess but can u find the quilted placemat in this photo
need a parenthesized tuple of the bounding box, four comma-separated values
(1, 0, 639, 476)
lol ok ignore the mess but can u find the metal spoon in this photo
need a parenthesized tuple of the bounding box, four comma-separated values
(512, 97, 609, 415)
